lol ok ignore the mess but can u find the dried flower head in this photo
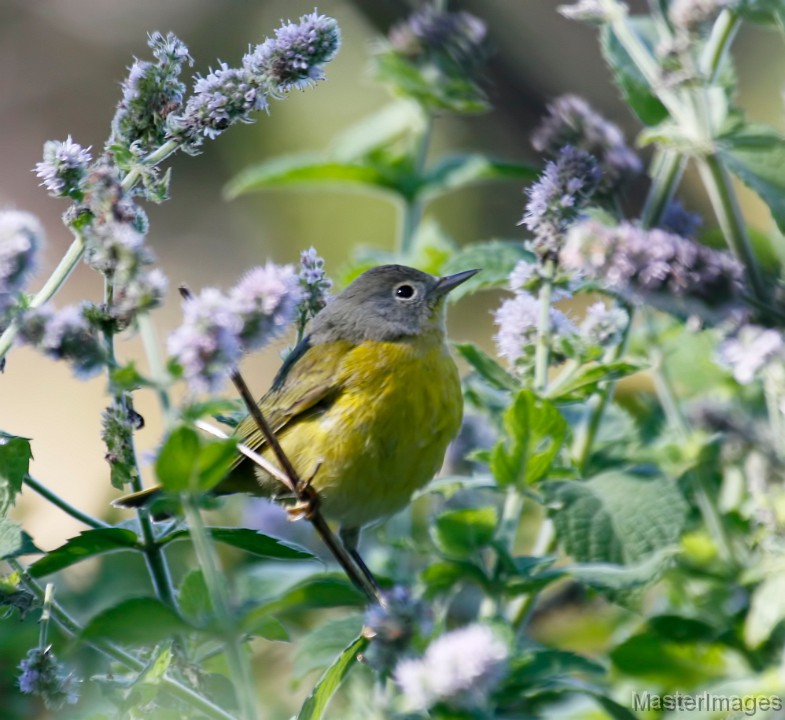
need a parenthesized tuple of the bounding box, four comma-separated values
(716, 325, 785, 384)
(0, 210, 42, 316)
(18, 646, 80, 710)
(562, 219, 744, 321)
(521, 146, 601, 261)
(168, 263, 301, 393)
(34, 137, 92, 199)
(393, 624, 509, 712)
(532, 95, 641, 194)
(18, 304, 106, 378)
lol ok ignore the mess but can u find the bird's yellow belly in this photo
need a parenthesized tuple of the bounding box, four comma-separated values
(259, 339, 462, 529)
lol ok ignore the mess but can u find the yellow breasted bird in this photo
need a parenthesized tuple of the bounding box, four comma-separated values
(116, 264, 478, 554)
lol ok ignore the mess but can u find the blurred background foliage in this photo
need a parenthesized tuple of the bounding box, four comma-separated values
(2, 1, 785, 717)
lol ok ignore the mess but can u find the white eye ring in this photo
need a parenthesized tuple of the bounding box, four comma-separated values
(394, 283, 417, 300)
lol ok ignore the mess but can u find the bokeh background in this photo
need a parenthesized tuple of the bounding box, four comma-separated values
(1, 1, 783, 710)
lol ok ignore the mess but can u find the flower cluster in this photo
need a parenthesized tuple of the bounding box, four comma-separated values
(521, 146, 601, 260)
(532, 95, 641, 194)
(110, 31, 192, 155)
(562, 219, 744, 320)
(393, 623, 509, 712)
(168, 11, 340, 154)
(17, 647, 80, 710)
(18, 304, 106, 378)
(716, 325, 785, 385)
(34, 137, 92, 200)
(168, 263, 302, 393)
(580, 301, 629, 347)
(0, 210, 41, 318)
(296, 247, 332, 334)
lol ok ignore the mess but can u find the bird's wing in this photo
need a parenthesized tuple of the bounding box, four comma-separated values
(232, 336, 353, 458)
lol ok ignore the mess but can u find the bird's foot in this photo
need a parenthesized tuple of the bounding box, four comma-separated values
(286, 466, 321, 522)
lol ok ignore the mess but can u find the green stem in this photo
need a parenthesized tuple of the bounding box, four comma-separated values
(699, 9, 741, 79)
(534, 260, 555, 393)
(696, 154, 766, 302)
(120, 140, 179, 192)
(640, 150, 686, 229)
(398, 113, 433, 254)
(183, 495, 259, 720)
(510, 524, 557, 631)
(9, 561, 236, 720)
(23, 475, 110, 530)
(137, 313, 174, 427)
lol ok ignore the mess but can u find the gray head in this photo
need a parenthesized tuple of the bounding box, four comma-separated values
(309, 264, 479, 344)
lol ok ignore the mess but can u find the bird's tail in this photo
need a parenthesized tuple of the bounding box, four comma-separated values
(113, 485, 163, 509)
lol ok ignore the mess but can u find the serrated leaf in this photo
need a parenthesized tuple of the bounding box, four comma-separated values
(161, 527, 315, 561)
(454, 343, 519, 391)
(419, 154, 537, 201)
(155, 425, 200, 493)
(491, 390, 567, 487)
(28, 528, 139, 577)
(600, 18, 668, 126)
(718, 123, 785, 234)
(745, 572, 785, 647)
(433, 506, 498, 557)
(441, 241, 534, 301)
(81, 597, 195, 646)
(293, 614, 364, 680)
(544, 469, 687, 567)
(0, 433, 31, 516)
(178, 569, 211, 626)
(564, 547, 678, 592)
(297, 635, 367, 720)
(0, 517, 40, 559)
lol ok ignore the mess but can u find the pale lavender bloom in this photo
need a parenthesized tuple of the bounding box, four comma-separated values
(297, 247, 332, 329)
(558, 1, 608, 22)
(18, 304, 106, 378)
(494, 290, 576, 368)
(244, 11, 341, 96)
(169, 263, 300, 392)
(532, 95, 641, 194)
(508, 260, 537, 292)
(34, 137, 92, 199)
(669, 0, 733, 30)
(716, 326, 785, 384)
(659, 199, 703, 239)
(580, 301, 629, 347)
(562, 219, 744, 320)
(18, 646, 79, 710)
(0, 210, 42, 315)
(393, 624, 509, 712)
(111, 32, 192, 153)
(521, 146, 601, 260)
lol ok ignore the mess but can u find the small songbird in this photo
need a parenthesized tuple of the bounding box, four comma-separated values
(116, 264, 478, 556)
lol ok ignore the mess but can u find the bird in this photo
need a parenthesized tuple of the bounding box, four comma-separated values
(116, 264, 478, 562)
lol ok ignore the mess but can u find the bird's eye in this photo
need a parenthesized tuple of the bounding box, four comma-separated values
(395, 284, 416, 299)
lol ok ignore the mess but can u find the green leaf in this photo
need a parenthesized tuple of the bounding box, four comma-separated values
(0, 517, 40, 560)
(178, 569, 211, 626)
(546, 360, 646, 401)
(737, 0, 785, 28)
(81, 597, 195, 646)
(490, 390, 567, 487)
(155, 425, 200, 493)
(161, 527, 315, 561)
(433, 507, 498, 557)
(648, 614, 718, 643)
(745, 572, 785, 647)
(564, 547, 678, 592)
(0, 433, 32, 516)
(407, 218, 457, 275)
(195, 438, 238, 493)
(420, 559, 489, 596)
(28, 528, 140, 577)
(454, 343, 519, 391)
(441, 241, 534, 301)
(718, 123, 785, 234)
(224, 154, 400, 200)
(544, 469, 687, 566)
(297, 635, 367, 720)
(419, 154, 537, 201)
(293, 614, 364, 681)
(600, 18, 668, 126)
(110, 362, 153, 392)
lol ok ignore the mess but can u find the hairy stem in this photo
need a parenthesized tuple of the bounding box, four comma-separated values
(23, 475, 110, 530)
(182, 495, 259, 720)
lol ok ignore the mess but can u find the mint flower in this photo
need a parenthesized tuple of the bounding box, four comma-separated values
(716, 325, 785, 384)
(0, 210, 42, 316)
(393, 624, 509, 712)
(296, 247, 332, 332)
(579, 301, 629, 347)
(532, 95, 641, 194)
(168, 263, 301, 393)
(34, 137, 92, 199)
(18, 646, 80, 710)
(521, 146, 601, 261)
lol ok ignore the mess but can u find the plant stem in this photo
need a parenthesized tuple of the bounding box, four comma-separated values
(39, 583, 54, 648)
(9, 561, 236, 720)
(534, 259, 555, 393)
(696, 154, 766, 303)
(640, 150, 686, 229)
(398, 113, 433, 254)
(700, 9, 741, 79)
(137, 312, 174, 427)
(182, 495, 259, 720)
(120, 140, 179, 192)
(23, 475, 110, 530)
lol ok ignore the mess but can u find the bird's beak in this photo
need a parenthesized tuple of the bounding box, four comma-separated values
(432, 268, 481, 298)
